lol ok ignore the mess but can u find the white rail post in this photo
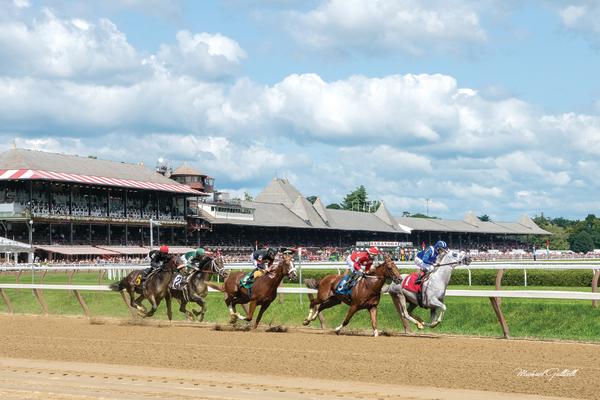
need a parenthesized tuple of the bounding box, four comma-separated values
(298, 247, 303, 305)
(467, 269, 472, 287)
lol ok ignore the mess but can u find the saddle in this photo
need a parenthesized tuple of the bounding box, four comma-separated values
(335, 275, 358, 296)
(401, 272, 425, 307)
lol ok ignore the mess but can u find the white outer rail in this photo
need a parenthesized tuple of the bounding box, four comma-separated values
(0, 261, 599, 272)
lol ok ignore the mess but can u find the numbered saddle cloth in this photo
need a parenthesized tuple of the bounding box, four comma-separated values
(401, 272, 424, 294)
(335, 275, 355, 296)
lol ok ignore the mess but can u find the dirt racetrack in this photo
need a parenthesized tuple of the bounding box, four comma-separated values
(0, 314, 597, 399)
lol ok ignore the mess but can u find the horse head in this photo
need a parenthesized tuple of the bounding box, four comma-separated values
(281, 253, 297, 281)
(164, 254, 183, 271)
(211, 254, 228, 278)
(380, 253, 403, 284)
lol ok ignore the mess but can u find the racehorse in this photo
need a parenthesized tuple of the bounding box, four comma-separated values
(141, 255, 182, 319)
(109, 268, 145, 310)
(207, 253, 297, 329)
(384, 250, 470, 330)
(169, 255, 227, 321)
(303, 254, 402, 337)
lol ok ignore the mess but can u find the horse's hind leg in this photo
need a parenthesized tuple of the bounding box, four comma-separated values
(427, 299, 446, 328)
(303, 298, 321, 326)
(189, 292, 207, 322)
(144, 296, 158, 318)
(178, 298, 193, 320)
(335, 304, 359, 335)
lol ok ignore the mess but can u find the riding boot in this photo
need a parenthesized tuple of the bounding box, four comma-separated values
(415, 271, 426, 285)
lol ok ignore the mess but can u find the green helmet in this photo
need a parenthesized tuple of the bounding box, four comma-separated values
(195, 248, 205, 257)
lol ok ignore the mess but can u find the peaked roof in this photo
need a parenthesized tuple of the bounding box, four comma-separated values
(172, 163, 204, 176)
(254, 178, 302, 208)
(312, 197, 330, 225)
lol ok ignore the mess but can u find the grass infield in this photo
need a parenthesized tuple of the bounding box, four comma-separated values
(0, 271, 599, 342)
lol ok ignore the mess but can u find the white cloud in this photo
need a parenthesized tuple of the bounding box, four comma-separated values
(0, 9, 139, 79)
(155, 31, 247, 79)
(286, 0, 487, 55)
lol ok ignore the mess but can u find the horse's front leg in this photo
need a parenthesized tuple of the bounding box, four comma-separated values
(244, 301, 257, 322)
(368, 306, 379, 337)
(335, 304, 359, 335)
(165, 294, 173, 322)
(189, 292, 207, 322)
(253, 302, 271, 329)
(426, 298, 447, 328)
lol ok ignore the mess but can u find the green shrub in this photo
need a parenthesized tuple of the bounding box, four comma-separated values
(449, 269, 594, 287)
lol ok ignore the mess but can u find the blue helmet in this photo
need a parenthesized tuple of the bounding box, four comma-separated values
(434, 240, 448, 251)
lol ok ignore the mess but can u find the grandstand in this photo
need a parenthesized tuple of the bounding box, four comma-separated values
(0, 149, 550, 261)
(0, 148, 205, 259)
(192, 178, 550, 251)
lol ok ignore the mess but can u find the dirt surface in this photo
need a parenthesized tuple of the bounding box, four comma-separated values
(0, 314, 598, 400)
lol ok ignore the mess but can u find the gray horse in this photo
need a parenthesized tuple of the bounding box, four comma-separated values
(385, 250, 470, 330)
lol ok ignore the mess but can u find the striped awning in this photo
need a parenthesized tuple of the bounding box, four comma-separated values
(0, 169, 204, 195)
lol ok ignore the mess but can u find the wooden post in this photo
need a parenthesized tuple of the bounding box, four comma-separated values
(0, 288, 13, 314)
(278, 293, 285, 304)
(15, 270, 23, 284)
(592, 269, 600, 308)
(97, 269, 106, 285)
(73, 290, 90, 318)
(489, 296, 510, 339)
(33, 289, 49, 315)
(495, 269, 504, 306)
(40, 270, 48, 283)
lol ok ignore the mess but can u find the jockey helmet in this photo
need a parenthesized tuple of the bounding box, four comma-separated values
(434, 241, 448, 252)
(195, 248, 205, 257)
(159, 245, 169, 253)
(367, 246, 380, 256)
(267, 247, 278, 257)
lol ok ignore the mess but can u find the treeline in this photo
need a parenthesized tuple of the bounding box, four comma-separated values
(531, 214, 600, 252)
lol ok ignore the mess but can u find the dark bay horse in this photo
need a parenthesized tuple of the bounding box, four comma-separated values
(111, 255, 182, 319)
(141, 255, 182, 319)
(170, 255, 227, 321)
(303, 254, 402, 337)
(207, 253, 297, 329)
(109, 268, 144, 310)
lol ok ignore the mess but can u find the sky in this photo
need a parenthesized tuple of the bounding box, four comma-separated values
(1, 0, 600, 221)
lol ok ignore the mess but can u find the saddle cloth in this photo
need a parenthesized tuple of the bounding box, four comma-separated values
(335, 275, 355, 296)
(401, 272, 423, 294)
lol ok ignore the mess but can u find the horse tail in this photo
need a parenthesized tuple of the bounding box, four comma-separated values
(304, 278, 321, 290)
(109, 279, 125, 291)
(205, 281, 224, 292)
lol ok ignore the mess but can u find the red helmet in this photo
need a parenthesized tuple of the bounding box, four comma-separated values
(367, 246, 380, 256)
(159, 245, 169, 253)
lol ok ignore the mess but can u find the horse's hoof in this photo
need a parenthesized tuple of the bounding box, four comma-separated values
(197, 313, 205, 322)
(416, 323, 424, 330)
(302, 320, 310, 326)
(373, 330, 379, 337)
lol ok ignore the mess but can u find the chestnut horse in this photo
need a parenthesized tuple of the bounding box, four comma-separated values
(207, 253, 297, 329)
(303, 254, 402, 337)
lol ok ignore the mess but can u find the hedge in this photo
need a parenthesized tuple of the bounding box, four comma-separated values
(296, 268, 595, 287)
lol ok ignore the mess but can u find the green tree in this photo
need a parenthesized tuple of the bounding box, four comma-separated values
(478, 214, 491, 222)
(411, 213, 437, 219)
(326, 203, 341, 209)
(243, 192, 253, 201)
(306, 196, 317, 204)
(341, 185, 368, 211)
(569, 230, 594, 253)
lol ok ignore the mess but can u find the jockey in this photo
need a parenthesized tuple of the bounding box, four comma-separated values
(242, 247, 278, 285)
(344, 246, 380, 288)
(181, 247, 206, 272)
(142, 245, 170, 281)
(414, 240, 448, 284)
(173, 247, 206, 290)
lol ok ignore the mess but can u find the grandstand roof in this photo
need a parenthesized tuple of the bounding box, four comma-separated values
(0, 149, 202, 195)
(203, 178, 550, 236)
